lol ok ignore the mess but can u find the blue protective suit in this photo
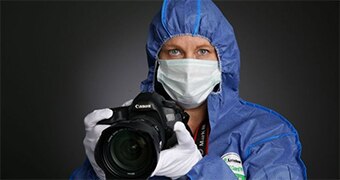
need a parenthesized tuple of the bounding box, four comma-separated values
(71, 0, 307, 179)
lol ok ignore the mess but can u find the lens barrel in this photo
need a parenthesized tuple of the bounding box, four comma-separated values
(95, 120, 162, 179)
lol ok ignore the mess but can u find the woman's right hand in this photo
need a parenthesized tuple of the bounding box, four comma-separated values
(83, 108, 113, 180)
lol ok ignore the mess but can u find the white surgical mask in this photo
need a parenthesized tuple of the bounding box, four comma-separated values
(156, 58, 221, 109)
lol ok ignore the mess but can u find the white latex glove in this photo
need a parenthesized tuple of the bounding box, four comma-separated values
(151, 121, 203, 179)
(83, 108, 113, 180)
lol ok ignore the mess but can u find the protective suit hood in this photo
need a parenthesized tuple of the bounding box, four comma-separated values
(140, 1, 306, 179)
(141, 0, 240, 110)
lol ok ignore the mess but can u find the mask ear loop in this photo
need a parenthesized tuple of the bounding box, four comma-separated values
(153, 60, 172, 100)
(213, 46, 222, 93)
(152, 59, 159, 92)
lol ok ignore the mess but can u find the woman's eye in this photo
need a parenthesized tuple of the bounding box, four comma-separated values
(198, 49, 209, 55)
(168, 49, 181, 56)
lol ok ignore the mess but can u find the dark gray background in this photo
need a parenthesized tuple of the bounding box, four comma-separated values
(1, 1, 339, 179)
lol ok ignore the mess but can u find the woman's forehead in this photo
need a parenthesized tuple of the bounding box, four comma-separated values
(163, 35, 214, 48)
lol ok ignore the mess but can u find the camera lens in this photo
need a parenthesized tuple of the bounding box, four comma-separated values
(95, 121, 161, 178)
(108, 130, 153, 172)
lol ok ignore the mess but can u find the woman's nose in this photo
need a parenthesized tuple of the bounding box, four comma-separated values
(183, 52, 196, 59)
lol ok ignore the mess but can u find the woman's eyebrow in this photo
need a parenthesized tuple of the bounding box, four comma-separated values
(196, 45, 215, 49)
(162, 44, 181, 49)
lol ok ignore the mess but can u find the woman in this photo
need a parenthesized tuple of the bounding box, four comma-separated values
(71, 0, 307, 179)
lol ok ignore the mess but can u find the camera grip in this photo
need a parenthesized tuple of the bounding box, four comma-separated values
(164, 121, 193, 149)
(164, 131, 178, 149)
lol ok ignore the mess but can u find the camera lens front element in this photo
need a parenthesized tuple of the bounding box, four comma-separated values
(109, 130, 152, 172)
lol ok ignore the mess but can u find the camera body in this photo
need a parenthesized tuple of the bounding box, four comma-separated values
(94, 92, 190, 179)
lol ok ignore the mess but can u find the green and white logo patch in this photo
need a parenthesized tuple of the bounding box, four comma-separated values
(221, 152, 246, 180)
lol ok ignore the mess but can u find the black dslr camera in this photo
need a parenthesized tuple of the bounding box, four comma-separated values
(94, 92, 190, 179)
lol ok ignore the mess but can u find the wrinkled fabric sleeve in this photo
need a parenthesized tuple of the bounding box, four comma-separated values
(243, 133, 307, 180)
(186, 155, 238, 180)
(70, 158, 98, 180)
(186, 134, 306, 180)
